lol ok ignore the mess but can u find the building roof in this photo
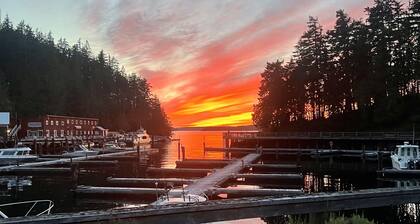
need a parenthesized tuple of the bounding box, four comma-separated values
(45, 115, 99, 121)
(95, 126, 107, 131)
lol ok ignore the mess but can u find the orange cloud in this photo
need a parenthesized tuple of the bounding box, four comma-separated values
(84, 0, 372, 127)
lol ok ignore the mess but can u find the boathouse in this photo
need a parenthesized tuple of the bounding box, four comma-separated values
(20, 115, 104, 139)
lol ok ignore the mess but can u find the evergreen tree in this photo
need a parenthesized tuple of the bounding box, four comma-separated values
(0, 17, 172, 135)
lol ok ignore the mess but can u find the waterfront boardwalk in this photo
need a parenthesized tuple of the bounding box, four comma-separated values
(6, 187, 420, 224)
(224, 131, 419, 141)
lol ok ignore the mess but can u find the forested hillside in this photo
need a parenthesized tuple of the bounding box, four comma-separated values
(253, 0, 420, 131)
(0, 16, 171, 135)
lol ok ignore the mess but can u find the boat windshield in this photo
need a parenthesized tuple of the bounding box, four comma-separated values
(16, 151, 24, 155)
(2, 151, 16, 156)
(414, 148, 418, 158)
(400, 148, 405, 157)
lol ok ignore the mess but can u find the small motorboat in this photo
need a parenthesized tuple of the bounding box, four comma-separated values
(62, 145, 99, 157)
(103, 142, 123, 150)
(0, 147, 38, 165)
(390, 142, 420, 170)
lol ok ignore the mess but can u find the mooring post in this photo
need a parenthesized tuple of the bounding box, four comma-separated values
(33, 139, 37, 155)
(203, 141, 206, 157)
(137, 145, 140, 163)
(362, 145, 366, 165)
(71, 163, 80, 186)
(177, 141, 181, 160)
(377, 151, 383, 170)
(65, 138, 69, 152)
(155, 182, 159, 201)
(182, 146, 186, 160)
(52, 138, 55, 155)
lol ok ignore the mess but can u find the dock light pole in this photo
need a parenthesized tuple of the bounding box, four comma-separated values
(182, 185, 185, 202)
(413, 123, 416, 145)
(154, 182, 159, 201)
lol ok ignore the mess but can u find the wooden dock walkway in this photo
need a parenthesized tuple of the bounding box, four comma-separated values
(184, 153, 261, 196)
(152, 153, 261, 205)
(7, 187, 420, 224)
(0, 150, 140, 172)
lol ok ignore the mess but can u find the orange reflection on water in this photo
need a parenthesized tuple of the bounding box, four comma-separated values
(162, 131, 225, 168)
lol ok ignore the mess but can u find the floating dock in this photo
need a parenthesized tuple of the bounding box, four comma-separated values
(232, 173, 303, 180)
(378, 168, 420, 177)
(107, 177, 196, 186)
(146, 168, 213, 177)
(7, 187, 420, 224)
(0, 150, 140, 171)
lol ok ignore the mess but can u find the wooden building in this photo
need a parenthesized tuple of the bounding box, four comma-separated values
(20, 115, 103, 139)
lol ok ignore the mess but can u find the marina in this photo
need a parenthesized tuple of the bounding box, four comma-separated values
(0, 130, 418, 223)
(1, 1, 420, 222)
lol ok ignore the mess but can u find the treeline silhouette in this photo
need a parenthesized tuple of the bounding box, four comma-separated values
(0, 16, 171, 135)
(254, 0, 420, 131)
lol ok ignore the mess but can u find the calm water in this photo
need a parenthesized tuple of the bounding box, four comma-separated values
(0, 130, 419, 223)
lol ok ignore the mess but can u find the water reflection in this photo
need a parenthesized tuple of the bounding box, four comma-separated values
(159, 131, 225, 168)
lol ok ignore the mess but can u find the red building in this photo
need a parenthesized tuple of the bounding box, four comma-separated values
(20, 115, 106, 139)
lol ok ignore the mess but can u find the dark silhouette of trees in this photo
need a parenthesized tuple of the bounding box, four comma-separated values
(0, 16, 171, 136)
(254, 0, 420, 131)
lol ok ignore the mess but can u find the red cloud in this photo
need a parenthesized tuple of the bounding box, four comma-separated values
(83, 0, 371, 127)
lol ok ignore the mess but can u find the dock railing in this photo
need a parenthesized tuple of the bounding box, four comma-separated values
(224, 131, 419, 140)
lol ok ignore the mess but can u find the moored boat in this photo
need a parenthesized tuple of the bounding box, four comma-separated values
(0, 147, 38, 165)
(390, 142, 420, 170)
(62, 145, 99, 157)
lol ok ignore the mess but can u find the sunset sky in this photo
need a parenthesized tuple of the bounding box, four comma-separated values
(0, 0, 385, 127)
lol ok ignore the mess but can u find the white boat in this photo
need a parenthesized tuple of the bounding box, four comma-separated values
(62, 145, 99, 157)
(0, 147, 38, 165)
(391, 142, 420, 170)
(132, 129, 151, 145)
(103, 142, 123, 151)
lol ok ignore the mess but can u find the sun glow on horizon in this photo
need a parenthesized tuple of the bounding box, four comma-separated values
(189, 112, 253, 127)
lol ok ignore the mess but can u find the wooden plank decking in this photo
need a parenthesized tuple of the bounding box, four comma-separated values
(185, 153, 261, 195)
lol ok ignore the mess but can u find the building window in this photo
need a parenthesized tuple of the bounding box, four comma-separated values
(66, 119, 69, 125)
(45, 120, 48, 126)
(46, 130, 50, 137)
(53, 130, 57, 137)
(84, 120, 86, 125)
(61, 130, 64, 137)
(55, 121, 58, 126)
(71, 120, 74, 125)
(75, 120, 78, 125)
(70, 130, 73, 136)
(67, 130, 70, 135)
(61, 121, 64, 126)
